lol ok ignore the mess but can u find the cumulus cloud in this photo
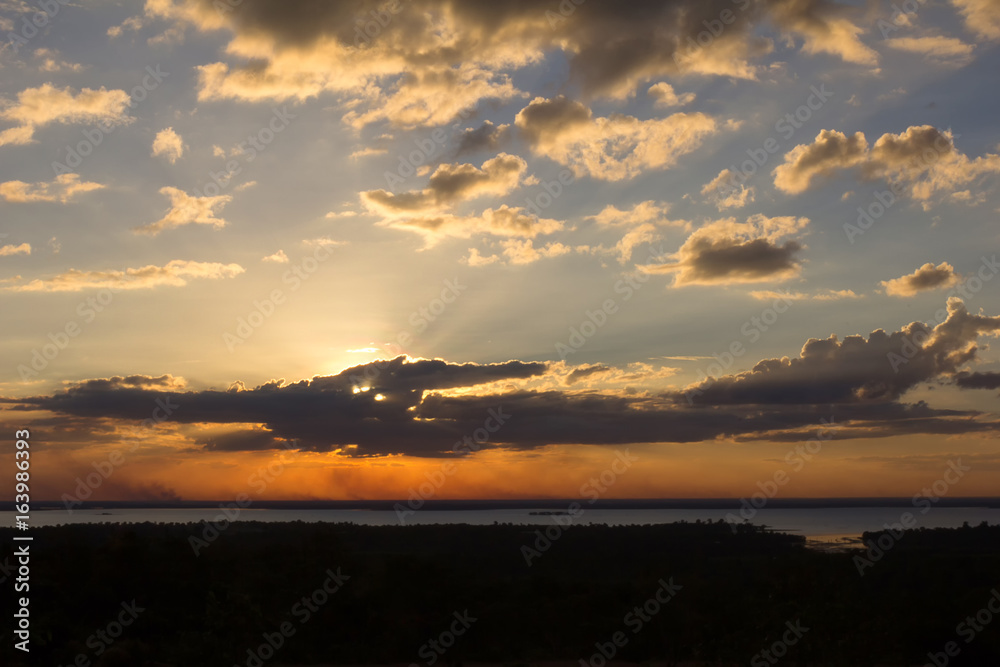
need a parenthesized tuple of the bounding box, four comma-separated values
(136, 187, 233, 235)
(361, 153, 531, 215)
(33, 49, 86, 73)
(0, 83, 132, 147)
(152, 127, 185, 163)
(645, 214, 809, 286)
(683, 298, 1000, 404)
(0, 243, 31, 257)
(951, 0, 1000, 40)
(456, 120, 511, 155)
(647, 82, 695, 108)
(773, 129, 869, 194)
(381, 205, 564, 247)
(0, 174, 105, 203)
(2, 260, 245, 293)
(515, 96, 721, 180)
(586, 200, 683, 228)
(766, 0, 879, 66)
(701, 169, 755, 210)
(11, 322, 1000, 457)
(128, 0, 881, 134)
(881, 262, 962, 297)
(773, 125, 1000, 205)
(262, 250, 289, 264)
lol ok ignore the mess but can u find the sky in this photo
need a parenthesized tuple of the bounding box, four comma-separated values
(1, 0, 1000, 503)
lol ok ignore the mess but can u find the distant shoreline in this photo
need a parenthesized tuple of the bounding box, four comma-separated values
(6, 497, 1000, 511)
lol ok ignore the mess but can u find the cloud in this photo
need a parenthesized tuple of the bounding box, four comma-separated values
(586, 200, 682, 228)
(749, 288, 863, 301)
(647, 82, 695, 108)
(0, 83, 132, 147)
(362, 153, 531, 214)
(614, 224, 660, 264)
(380, 205, 563, 247)
(456, 120, 511, 155)
(0, 174, 105, 203)
(773, 125, 1000, 206)
(2, 260, 245, 293)
(773, 129, 869, 194)
(139, 0, 763, 123)
(955, 371, 1000, 390)
(152, 127, 185, 163)
(303, 237, 346, 249)
(886, 35, 976, 65)
(6, 356, 551, 457)
(262, 250, 289, 264)
(136, 187, 233, 235)
(645, 214, 809, 286)
(497, 239, 573, 265)
(951, 0, 1000, 40)
(515, 96, 721, 180)
(881, 262, 962, 297)
(766, 0, 879, 66)
(701, 169, 755, 210)
(683, 298, 1000, 404)
(33, 49, 86, 73)
(349, 146, 388, 159)
(12, 335, 1000, 456)
(0, 243, 31, 257)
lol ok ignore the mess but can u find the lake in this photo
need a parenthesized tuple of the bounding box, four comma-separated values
(5, 505, 999, 547)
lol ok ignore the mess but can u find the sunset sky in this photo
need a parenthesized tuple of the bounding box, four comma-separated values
(2, 0, 1000, 502)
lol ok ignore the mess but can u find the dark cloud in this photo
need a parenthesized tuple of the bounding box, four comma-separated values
(881, 262, 961, 297)
(955, 371, 1000, 390)
(6, 302, 1000, 457)
(456, 121, 511, 155)
(683, 298, 1000, 404)
(645, 215, 808, 286)
(149, 0, 883, 122)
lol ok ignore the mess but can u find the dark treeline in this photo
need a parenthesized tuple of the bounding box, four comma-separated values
(2, 520, 999, 666)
